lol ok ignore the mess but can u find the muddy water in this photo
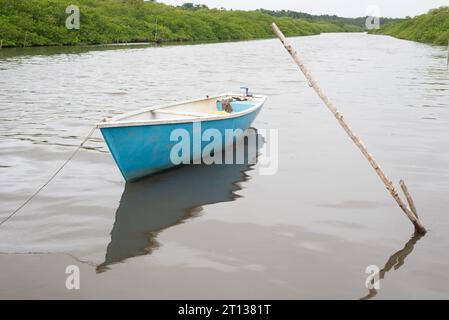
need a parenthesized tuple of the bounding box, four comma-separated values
(0, 33, 448, 299)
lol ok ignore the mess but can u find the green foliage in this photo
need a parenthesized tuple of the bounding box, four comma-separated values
(0, 0, 362, 47)
(370, 7, 449, 46)
(258, 9, 401, 29)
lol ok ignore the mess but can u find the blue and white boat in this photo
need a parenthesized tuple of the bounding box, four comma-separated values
(97, 92, 266, 182)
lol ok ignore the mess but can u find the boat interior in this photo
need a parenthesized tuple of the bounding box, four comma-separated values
(102, 94, 265, 125)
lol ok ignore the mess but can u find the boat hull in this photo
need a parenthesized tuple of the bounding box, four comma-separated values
(100, 108, 261, 182)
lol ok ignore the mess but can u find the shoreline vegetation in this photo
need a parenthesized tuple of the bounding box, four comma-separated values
(0, 1, 446, 49)
(370, 7, 449, 46)
(0, 0, 365, 48)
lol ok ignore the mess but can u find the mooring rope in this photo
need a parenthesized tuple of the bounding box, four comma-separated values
(0, 127, 97, 228)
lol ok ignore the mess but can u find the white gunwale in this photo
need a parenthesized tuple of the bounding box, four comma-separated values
(96, 93, 267, 129)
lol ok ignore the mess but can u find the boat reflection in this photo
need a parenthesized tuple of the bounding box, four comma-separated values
(97, 131, 264, 272)
(361, 232, 423, 300)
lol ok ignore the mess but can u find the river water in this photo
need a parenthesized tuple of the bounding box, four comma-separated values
(0, 33, 448, 299)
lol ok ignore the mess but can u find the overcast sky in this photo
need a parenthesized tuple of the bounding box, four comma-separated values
(160, 0, 449, 18)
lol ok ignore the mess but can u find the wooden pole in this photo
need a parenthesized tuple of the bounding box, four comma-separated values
(271, 23, 427, 235)
(400, 180, 419, 219)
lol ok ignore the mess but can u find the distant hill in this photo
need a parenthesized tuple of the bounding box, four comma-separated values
(258, 9, 401, 29)
(0, 0, 363, 47)
(370, 7, 449, 46)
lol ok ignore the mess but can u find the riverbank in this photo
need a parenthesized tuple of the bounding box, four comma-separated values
(0, 0, 362, 48)
(370, 7, 449, 46)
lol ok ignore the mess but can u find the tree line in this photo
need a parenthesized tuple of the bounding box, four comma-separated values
(370, 7, 449, 46)
(0, 0, 362, 47)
